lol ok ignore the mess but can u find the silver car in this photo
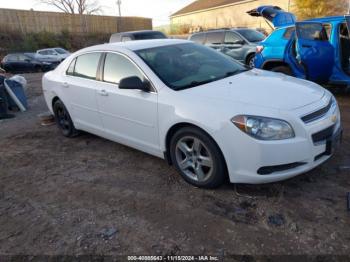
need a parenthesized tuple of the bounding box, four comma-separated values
(189, 28, 266, 68)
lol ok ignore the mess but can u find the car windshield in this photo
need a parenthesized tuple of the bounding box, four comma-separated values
(136, 43, 248, 90)
(55, 48, 68, 54)
(236, 29, 265, 42)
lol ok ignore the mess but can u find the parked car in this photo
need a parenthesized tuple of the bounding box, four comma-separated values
(43, 40, 342, 188)
(36, 47, 71, 62)
(25, 53, 61, 68)
(248, 5, 350, 87)
(1, 53, 54, 73)
(188, 28, 266, 67)
(109, 30, 167, 43)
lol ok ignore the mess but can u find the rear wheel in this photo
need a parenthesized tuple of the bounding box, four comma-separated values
(53, 99, 79, 137)
(271, 66, 293, 76)
(170, 127, 227, 188)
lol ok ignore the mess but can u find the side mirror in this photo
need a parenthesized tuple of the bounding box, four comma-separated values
(119, 76, 150, 92)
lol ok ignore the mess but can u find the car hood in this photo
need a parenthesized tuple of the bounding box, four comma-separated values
(182, 69, 325, 111)
(247, 5, 296, 28)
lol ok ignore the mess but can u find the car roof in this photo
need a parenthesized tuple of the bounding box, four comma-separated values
(305, 16, 345, 23)
(79, 39, 190, 53)
(111, 30, 164, 36)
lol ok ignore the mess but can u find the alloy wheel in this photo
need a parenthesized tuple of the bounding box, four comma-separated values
(175, 136, 214, 182)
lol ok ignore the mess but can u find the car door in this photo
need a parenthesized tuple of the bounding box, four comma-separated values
(247, 5, 296, 28)
(221, 31, 246, 62)
(285, 22, 334, 83)
(96, 52, 159, 155)
(205, 31, 225, 51)
(63, 52, 104, 134)
(17, 54, 32, 72)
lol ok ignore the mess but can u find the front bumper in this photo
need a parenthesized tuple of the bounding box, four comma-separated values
(216, 99, 342, 184)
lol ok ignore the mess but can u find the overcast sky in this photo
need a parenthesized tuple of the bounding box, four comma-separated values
(0, 0, 194, 26)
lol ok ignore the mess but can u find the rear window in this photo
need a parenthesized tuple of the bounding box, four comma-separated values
(73, 53, 101, 80)
(283, 27, 295, 39)
(190, 33, 206, 44)
(133, 32, 166, 40)
(205, 31, 224, 45)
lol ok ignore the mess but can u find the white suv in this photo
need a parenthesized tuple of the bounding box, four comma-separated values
(37, 48, 71, 62)
(42, 40, 342, 188)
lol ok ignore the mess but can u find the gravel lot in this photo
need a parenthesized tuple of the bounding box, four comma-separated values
(0, 73, 349, 256)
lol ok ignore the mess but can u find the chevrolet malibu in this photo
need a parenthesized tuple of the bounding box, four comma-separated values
(42, 40, 342, 188)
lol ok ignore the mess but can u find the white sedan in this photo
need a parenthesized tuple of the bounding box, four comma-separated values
(42, 39, 342, 188)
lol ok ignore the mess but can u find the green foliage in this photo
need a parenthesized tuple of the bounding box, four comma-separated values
(169, 24, 191, 35)
(293, 0, 348, 20)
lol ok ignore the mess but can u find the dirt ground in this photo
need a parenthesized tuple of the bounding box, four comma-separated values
(0, 73, 349, 256)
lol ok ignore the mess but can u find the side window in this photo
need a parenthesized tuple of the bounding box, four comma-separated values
(323, 24, 332, 40)
(224, 32, 241, 43)
(103, 53, 143, 84)
(18, 55, 28, 61)
(122, 36, 132, 42)
(205, 32, 224, 45)
(190, 33, 206, 44)
(283, 27, 296, 39)
(297, 23, 328, 41)
(66, 58, 76, 76)
(74, 53, 101, 80)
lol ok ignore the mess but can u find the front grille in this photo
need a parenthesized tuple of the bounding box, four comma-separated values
(257, 162, 306, 175)
(312, 125, 334, 144)
(301, 99, 332, 124)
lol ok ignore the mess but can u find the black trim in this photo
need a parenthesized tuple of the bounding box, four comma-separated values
(301, 99, 333, 124)
(257, 162, 306, 175)
(312, 125, 334, 144)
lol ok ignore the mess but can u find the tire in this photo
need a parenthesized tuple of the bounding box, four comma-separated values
(53, 99, 79, 137)
(246, 54, 255, 68)
(271, 66, 293, 76)
(34, 66, 42, 73)
(169, 127, 227, 188)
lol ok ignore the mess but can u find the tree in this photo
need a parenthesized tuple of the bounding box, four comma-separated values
(293, 0, 348, 20)
(38, 0, 102, 15)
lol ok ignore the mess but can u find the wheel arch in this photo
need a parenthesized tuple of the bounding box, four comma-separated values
(164, 122, 228, 176)
(262, 59, 291, 71)
(245, 52, 256, 64)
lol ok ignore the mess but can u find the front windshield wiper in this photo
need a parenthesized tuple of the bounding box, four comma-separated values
(174, 69, 250, 91)
(174, 79, 214, 90)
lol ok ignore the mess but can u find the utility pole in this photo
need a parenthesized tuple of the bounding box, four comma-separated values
(117, 0, 122, 16)
(116, 0, 122, 32)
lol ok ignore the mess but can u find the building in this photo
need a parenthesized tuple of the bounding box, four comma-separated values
(170, 0, 293, 33)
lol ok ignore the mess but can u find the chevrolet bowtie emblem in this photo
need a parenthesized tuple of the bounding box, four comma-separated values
(331, 115, 337, 123)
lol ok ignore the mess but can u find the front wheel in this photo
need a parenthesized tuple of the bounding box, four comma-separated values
(170, 127, 227, 188)
(246, 54, 255, 68)
(53, 99, 79, 137)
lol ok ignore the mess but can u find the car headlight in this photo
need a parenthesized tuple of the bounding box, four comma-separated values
(231, 115, 295, 140)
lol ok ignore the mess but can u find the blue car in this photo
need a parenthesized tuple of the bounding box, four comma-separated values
(248, 6, 350, 87)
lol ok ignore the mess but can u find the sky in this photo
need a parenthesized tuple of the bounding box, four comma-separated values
(0, 0, 194, 26)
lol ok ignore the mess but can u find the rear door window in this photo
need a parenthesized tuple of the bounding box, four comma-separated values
(73, 53, 101, 80)
(103, 53, 143, 84)
(190, 33, 206, 44)
(224, 32, 242, 43)
(205, 32, 224, 45)
(297, 23, 328, 41)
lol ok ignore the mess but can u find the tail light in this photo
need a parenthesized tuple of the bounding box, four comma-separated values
(256, 45, 264, 54)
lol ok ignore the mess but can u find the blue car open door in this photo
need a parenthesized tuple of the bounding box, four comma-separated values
(286, 21, 334, 83)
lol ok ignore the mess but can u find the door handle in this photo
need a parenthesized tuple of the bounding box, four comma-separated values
(98, 90, 109, 96)
(62, 82, 69, 88)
